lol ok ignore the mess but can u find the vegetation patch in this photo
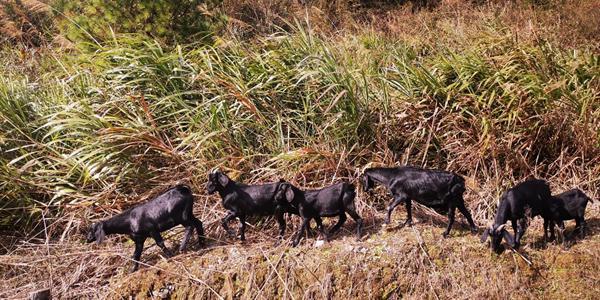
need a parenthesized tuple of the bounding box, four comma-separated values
(0, 0, 598, 298)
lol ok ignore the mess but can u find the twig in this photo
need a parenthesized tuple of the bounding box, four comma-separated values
(510, 248, 532, 266)
(410, 227, 440, 300)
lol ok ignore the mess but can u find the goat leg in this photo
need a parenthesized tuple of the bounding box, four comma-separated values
(557, 221, 566, 246)
(314, 217, 328, 242)
(275, 210, 286, 238)
(575, 218, 586, 239)
(221, 211, 237, 237)
(514, 218, 527, 249)
(328, 213, 347, 237)
(401, 199, 413, 228)
(293, 218, 310, 247)
(385, 194, 406, 225)
(346, 209, 363, 241)
(457, 201, 477, 234)
(543, 218, 552, 242)
(192, 217, 205, 246)
(131, 237, 145, 272)
(580, 219, 587, 239)
(152, 232, 173, 257)
(443, 203, 456, 238)
(238, 214, 247, 241)
(179, 226, 194, 252)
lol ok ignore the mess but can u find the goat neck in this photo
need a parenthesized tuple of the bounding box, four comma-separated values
(493, 195, 511, 226)
(103, 213, 132, 235)
(216, 180, 236, 200)
(364, 167, 396, 187)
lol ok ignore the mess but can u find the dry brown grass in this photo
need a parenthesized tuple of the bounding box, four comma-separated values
(221, 0, 600, 50)
(0, 0, 52, 47)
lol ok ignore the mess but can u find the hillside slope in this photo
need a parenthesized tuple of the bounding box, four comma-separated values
(2, 205, 598, 299)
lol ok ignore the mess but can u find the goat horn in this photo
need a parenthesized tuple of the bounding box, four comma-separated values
(360, 162, 375, 174)
(210, 167, 219, 174)
(495, 224, 506, 233)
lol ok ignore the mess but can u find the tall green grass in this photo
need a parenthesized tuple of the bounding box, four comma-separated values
(1, 23, 598, 228)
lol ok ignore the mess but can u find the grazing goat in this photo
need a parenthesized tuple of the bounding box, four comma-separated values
(275, 181, 363, 246)
(206, 170, 301, 241)
(361, 166, 477, 237)
(480, 179, 552, 253)
(546, 189, 594, 240)
(87, 185, 205, 272)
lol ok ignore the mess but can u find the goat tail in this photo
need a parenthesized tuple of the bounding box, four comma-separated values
(450, 175, 466, 196)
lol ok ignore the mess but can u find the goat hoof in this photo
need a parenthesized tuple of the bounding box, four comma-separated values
(470, 228, 478, 234)
(442, 232, 450, 238)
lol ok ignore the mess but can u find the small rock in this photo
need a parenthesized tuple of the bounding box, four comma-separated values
(228, 247, 240, 257)
(355, 246, 368, 254)
(314, 240, 325, 247)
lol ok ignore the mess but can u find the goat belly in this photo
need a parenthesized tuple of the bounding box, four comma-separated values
(415, 198, 448, 209)
(427, 202, 450, 215)
(156, 218, 177, 231)
(318, 210, 342, 217)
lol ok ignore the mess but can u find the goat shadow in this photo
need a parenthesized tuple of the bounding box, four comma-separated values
(324, 204, 478, 242)
(530, 217, 600, 250)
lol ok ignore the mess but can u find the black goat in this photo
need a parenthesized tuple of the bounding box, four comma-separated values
(361, 166, 477, 237)
(275, 181, 363, 246)
(480, 179, 552, 253)
(87, 185, 205, 272)
(546, 189, 594, 240)
(206, 170, 301, 241)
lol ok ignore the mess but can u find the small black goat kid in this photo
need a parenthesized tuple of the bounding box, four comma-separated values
(546, 189, 594, 240)
(206, 170, 296, 241)
(275, 181, 363, 246)
(361, 166, 477, 237)
(87, 185, 205, 272)
(480, 179, 552, 253)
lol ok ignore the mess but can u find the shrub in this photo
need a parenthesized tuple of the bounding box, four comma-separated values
(55, 0, 223, 44)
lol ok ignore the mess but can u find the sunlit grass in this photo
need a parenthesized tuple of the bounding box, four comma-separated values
(0, 21, 598, 228)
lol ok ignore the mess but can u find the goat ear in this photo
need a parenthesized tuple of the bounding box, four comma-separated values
(362, 175, 372, 192)
(502, 230, 515, 248)
(95, 224, 106, 244)
(218, 172, 229, 187)
(480, 228, 490, 243)
(285, 186, 294, 203)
